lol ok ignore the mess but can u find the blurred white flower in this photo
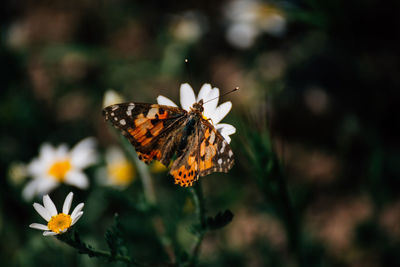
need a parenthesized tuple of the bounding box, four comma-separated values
(6, 21, 29, 49)
(170, 11, 206, 43)
(157, 83, 236, 143)
(8, 162, 28, 186)
(97, 146, 136, 188)
(103, 89, 125, 108)
(224, 0, 286, 49)
(22, 137, 97, 201)
(29, 192, 84, 236)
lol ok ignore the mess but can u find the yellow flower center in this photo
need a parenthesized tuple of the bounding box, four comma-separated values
(108, 161, 135, 186)
(256, 4, 283, 20)
(48, 160, 71, 182)
(47, 213, 72, 234)
(150, 160, 168, 173)
(202, 114, 215, 125)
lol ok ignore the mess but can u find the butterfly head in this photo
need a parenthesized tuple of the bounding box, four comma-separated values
(192, 99, 212, 122)
(191, 99, 204, 113)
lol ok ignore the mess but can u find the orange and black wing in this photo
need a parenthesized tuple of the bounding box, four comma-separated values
(103, 103, 187, 166)
(169, 119, 234, 187)
(197, 120, 234, 176)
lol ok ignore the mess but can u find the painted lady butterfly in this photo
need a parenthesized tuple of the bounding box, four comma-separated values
(103, 99, 234, 187)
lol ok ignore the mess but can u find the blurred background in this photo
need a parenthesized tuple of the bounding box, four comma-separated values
(1, 0, 400, 266)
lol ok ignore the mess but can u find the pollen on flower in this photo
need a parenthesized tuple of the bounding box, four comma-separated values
(203, 114, 215, 125)
(48, 160, 71, 181)
(150, 160, 168, 173)
(47, 213, 72, 233)
(108, 161, 134, 186)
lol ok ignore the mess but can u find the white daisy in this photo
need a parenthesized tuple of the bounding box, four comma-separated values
(170, 11, 206, 43)
(224, 0, 286, 49)
(29, 192, 84, 236)
(22, 137, 98, 201)
(102, 89, 125, 108)
(96, 146, 136, 188)
(157, 83, 236, 143)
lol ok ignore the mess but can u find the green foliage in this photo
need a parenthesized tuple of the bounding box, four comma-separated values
(206, 210, 234, 231)
(105, 214, 128, 261)
(1, 0, 400, 266)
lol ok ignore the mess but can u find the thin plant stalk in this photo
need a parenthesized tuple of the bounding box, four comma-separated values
(189, 182, 207, 265)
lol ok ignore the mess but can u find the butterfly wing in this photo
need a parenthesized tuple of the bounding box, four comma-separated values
(197, 121, 234, 176)
(169, 119, 234, 187)
(103, 103, 187, 165)
(169, 119, 202, 187)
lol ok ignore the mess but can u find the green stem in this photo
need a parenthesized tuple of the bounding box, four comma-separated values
(121, 136, 156, 205)
(275, 168, 304, 267)
(189, 182, 207, 266)
(57, 231, 139, 265)
(121, 137, 175, 263)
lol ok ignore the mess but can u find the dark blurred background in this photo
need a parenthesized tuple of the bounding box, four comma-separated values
(1, 0, 400, 266)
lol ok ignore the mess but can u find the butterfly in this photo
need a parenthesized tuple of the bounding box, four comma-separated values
(103, 99, 234, 187)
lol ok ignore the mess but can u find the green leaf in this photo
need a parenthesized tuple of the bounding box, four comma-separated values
(104, 213, 128, 260)
(206, 210, 234, 230)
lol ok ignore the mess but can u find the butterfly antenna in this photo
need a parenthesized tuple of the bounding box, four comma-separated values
(203, 87, 239, 105)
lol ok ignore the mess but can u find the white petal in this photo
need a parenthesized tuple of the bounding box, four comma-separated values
(216, 123, 236, 136)
(33, 203, 51, 221)
(215, 123, 236, 144)
(197, 83, 212, 102)
(22, 179, 40, 201)
(222, 134, 231, 144)
(29, 223, 49, 231)
(43, 231, 58, 236)
(105, 146, 126, 164)
(39, 143, 56, 165)
(65, 171, 89, 189)
(55, 144, 69, 159)
(43, 195, 58, 216)
(202, 87, 220, 118)
(209, 101, 232, 125)
(27, 158, 46, 177)
(36, 178, 59, 197)
(103, 90, 124, 108)
(70, 137, 98, 169)
(226, 22, 258, 49)
(71, 211, 83, 225)
(157, 95, 178, 107)
(180, 83, 196, 111)
(62, 192, 74, 214)
(71, 203, 84, 219)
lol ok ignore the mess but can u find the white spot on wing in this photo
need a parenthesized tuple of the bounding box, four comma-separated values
(220, 142, 226, 153)
(120, 119, 126, 125)
(209, 131, 215, 144)
(228, 150, 233, 157)
(218, 158, 222, 165)
(126, 103, 135, 116)
(147, 107, 159, 118)
(114, 117, 118, 121)
(111, 105, 119, 111)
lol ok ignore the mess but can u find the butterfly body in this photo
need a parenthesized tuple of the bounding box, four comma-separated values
(103, 100, 234, 187)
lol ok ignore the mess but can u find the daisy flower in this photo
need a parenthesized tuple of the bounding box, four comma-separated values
(29, 192, 84, 236)
(170, 11, 206, 43)
(102, 89, 125, 108)
(224, 0, 286, 49)
(22, 137, 98, 201)
(97, 146, 136, 188)
(157, 83, 236, 143)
